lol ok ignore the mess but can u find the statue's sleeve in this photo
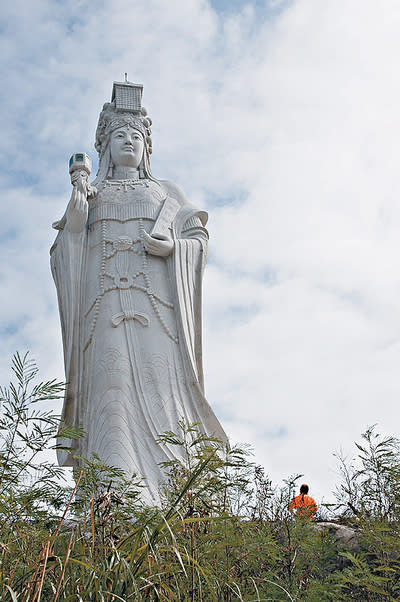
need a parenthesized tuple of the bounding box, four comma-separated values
(50, 227, 86, 465)
(169, 209, 209, 391)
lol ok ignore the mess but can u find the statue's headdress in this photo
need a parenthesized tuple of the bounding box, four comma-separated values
(93, 80, 154, 183)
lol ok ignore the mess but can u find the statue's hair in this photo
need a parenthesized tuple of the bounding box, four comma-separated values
(93, 102, 154, 185)
(300, 484, 309, 494)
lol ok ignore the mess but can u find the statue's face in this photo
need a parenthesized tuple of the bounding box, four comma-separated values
(110, 126, 144, 168)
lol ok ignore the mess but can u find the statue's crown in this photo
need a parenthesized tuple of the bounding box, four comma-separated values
(95, 80, 153, 155)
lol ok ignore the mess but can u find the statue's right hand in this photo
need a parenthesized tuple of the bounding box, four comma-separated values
(66, 184, 88, 233)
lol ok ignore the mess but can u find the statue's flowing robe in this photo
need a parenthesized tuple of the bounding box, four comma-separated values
(51, 178, 226, 502)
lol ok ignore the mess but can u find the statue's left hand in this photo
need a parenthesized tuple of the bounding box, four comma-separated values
(142, 230, 174, 257)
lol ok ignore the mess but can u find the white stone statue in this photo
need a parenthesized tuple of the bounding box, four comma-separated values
(50, 81, 227, 502)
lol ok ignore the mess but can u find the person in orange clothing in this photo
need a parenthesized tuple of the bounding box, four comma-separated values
(289, 484, 318, 520)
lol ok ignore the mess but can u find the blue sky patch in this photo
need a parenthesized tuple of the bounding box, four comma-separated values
(262, 426, 288, 439)
(0, 228, 18, 245)
(1, 323, 21, 337)
(210, 0, 292, 19)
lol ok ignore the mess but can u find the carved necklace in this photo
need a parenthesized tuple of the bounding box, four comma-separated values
(103, 178, 151, 192)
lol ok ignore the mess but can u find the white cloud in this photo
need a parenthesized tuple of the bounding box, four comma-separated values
(1, 0, 400, 503)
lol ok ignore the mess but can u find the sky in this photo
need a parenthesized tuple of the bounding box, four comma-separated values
(1, 0, 400, 505)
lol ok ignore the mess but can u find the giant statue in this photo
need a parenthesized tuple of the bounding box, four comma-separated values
(50, 81, 227, 502)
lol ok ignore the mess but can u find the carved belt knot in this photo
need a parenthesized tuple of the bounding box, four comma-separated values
(111, 311, 150, 328)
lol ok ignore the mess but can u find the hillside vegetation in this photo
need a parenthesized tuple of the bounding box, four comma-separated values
(1, 353, 400, 601)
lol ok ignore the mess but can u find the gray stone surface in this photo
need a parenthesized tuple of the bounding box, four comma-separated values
(51, 81, 227, 504)
(313, 521, 359, 550)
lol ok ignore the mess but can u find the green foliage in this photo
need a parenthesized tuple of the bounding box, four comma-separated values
(334, 425, 400, 521)
(3, 354, 400, 600)
(0, 352, 82, 521)
(331, 426, 400, 601)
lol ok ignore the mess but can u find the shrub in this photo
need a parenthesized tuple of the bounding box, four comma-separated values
(2, 354, 400, 601)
